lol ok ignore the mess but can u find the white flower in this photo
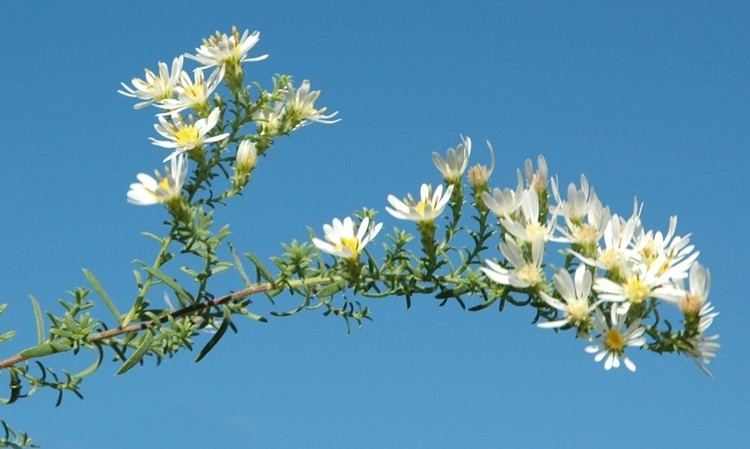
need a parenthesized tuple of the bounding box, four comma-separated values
(686, 333, 720, 378)
(538, 264, 602, 329)
(554, 195, 611, 248)
(521, 155, 548, 193)
(550, 175, 596, 222)
(150, 107, 230, 161)
(481, 236, 545, 289)
(312, 217, 382, 260)
(656, 262, 711, 316)
(467, 140, 496, 188)
(633, 215, 698, 281)
(593, 258, 674, 313)
(283, 80, 340, 126)
(127, 154, 187, 206)
(571, 212, 639, 274)
(386, 183, 454, 223)
(253, 101, 284, 136)
(186, 28, 268, 69)
(156, 67, 224, 114)
(235, 140, 257, 172)
(432, 136, 471, 182)
(501, 189, 556, 243)
(585, 307, 646, 372)
(118, 56, 183, 109)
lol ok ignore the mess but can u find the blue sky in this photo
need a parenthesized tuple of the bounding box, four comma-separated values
(1, 1, 748, 448)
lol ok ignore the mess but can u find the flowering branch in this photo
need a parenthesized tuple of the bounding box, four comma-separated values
(0, 26, 720, 447)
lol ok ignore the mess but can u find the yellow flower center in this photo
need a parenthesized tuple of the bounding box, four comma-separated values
(641, 241, 659, 267)
(525, 222, 547, 240)
(336, 237, 360, 257)
(680, 293, 703, 316)
(517, 264, 542, 286)
(184, 83, 205, 102)
(566, 299, 590, 325)
(624, 277, 650, 304)
(174, 126, 200, 147)
(415, 200, 432, 219)
(604, 329, 625, 354)
(572, 224, 599, 245)
(598, 248, 619, 271)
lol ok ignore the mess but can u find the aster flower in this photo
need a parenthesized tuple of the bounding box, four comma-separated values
(155, 66, 224, 114)
(386, 183, 454, 223)
(482, 185, 522, 220)
(593, 257, 673, 313)
(150, 107, 230, 161)
(520, 155, 549, 194)
(312, 217, 383, 260)
(585, 307, 646, 372)
(186, 28, 268, 69)
(118, 56, 183, 109)
(432, 136, 472, 183)
(467, 140, 496, 189)
(253, 101, 284, 136)
(235, 140, 257, 172)
(571, 212, 639, 276)
(501, 189, 556, 243)
(282, 80, 340, 127)
(550, 175, 597, 223)
(656, 262, 711, 317)
(554, 195, 611, 250)
(538, 264, 602, 329)
(481, 236, 545, 289)
(633, 216, 698, 281)
(686, 333, 720, 378)
(127, 154, 187, 206)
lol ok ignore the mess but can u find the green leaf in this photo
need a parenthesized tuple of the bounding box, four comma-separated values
(73, 344, 103, 378)
(143, 267, 194, 306)
(230, 244, 252, 287)
(0, 331, 16, 344)
(19, 340, 72, 358)
(82, 269, 122, 324)
(195, 307, 231, 363)
(116, 331, 154, 375)
(29, 296, 44, 345)
(245, 252, 274, 283)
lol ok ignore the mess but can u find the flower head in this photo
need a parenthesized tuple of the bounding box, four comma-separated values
(156, 67, 224, 114)
(118, 56, 183, 109)
(312, 217, 383, 260)
(538, 264, 601, 329)
(150, 107, 229, 161)
(468, 140, 496, 189)
(282, 80, 340, 127)
(386, 183, 454, 223)
(432, 136, 471, 183)
(127, 154, 187, 206)
(235, 140, 257, 172)
(481, 236, 545, 289)
(501, 189, 556, 243)
(585, 307, 646, 372)
(186, 28, 268, 69)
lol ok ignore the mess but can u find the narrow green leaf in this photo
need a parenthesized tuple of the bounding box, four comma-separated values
(245, 252, 274, 283)
(0, 331, 16, 344)
(19, 340, 72, 358)
(29, 296, 44, 344)
(195, 307, 231, 363)
(82, 269, 122, 324)
(230, 244, 252, 287)
(116, 331, 154, 375)
(73, 344, 103, 378)
(143, 267, 194, 306)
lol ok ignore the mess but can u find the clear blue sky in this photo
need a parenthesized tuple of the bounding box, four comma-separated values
(1, 1, 748, 448)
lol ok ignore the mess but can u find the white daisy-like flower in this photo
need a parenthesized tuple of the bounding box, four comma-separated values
(585, 307, 646, 372)
(593, 258, 673, 313)
(634, 216, 698, 281)
(571, 212, 639, 275)
(550, 175, 597, 223)
(186, 28, 268, 69)
(501, 189, 556, 243)
(656, 262, 711, 316)
(482, 185, 522, 220)
(150, 107, 230, 161)
(554, 195, 611, 248)
(386, 183, 454, 223)
(127, 154, 188, 206)
(235, 140, 257, 172)
(155, 66, 224, 114)
(432, 135, 472, 183)
(467, 140, 496, 188)
(686, 333, 720, 378)
(118, 56, 183, 109)
(253, 101, 284, 136)
(521, 155, 549, 194)
(481, 236, 545, 289)
(283, 80, 340, 127)
(312, 217, 383, 260)
(538, 264, 602, 329)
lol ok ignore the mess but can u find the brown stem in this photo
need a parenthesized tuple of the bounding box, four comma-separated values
(0, 283, 273, 370)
